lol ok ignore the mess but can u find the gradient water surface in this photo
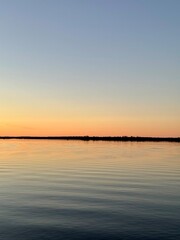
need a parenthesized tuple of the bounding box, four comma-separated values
(0, 140, 180, 240)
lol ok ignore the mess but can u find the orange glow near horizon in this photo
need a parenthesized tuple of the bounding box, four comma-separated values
(1, 117, 179, 137)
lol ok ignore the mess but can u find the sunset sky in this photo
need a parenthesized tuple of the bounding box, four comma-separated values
(1, 0, 180, 137)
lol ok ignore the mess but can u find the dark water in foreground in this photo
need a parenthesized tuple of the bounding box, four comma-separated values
(0, 140, 180, 240)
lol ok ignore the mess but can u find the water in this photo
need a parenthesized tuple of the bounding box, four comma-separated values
(0, 140, 179, 240)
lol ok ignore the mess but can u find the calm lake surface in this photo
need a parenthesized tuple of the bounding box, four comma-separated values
(0, 140, 180, 240)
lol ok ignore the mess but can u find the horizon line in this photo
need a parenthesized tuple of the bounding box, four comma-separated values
(0, 136, 179, 142)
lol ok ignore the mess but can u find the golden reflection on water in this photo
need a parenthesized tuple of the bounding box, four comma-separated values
(0, 139, 179, 173)
(0, 140, 180, 240)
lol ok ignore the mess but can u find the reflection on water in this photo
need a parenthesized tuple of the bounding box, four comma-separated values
(0, 140, 180, 240)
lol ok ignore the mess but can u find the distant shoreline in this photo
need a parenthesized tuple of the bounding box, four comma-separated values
(0, 136, 179, 142)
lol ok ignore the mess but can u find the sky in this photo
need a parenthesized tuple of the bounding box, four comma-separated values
(0, 0, 180, 137)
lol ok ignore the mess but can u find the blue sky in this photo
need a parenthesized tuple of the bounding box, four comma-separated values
(0, 0, 180, 136)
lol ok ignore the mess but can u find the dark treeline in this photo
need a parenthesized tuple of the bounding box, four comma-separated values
(0, 136, 180, 142)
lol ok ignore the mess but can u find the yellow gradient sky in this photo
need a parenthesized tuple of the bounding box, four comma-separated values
(0, 1, 180, 137)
